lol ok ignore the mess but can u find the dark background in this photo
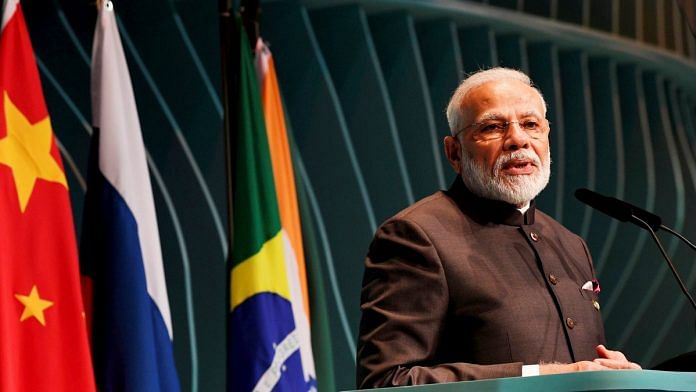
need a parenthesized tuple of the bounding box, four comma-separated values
(7, 0, 696, 390)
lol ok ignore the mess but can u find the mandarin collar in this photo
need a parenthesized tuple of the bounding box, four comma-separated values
(445, 176, 536, 226)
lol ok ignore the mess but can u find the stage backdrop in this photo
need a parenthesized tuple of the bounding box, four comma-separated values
(8, 0, 696, 390)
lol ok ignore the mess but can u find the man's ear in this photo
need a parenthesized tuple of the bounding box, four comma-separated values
(444, 136, 462, 174)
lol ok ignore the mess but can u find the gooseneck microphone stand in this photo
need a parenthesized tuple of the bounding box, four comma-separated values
(630, 215, 696, 312)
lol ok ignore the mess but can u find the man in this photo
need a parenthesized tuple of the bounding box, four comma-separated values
(356, 68, 640, 388)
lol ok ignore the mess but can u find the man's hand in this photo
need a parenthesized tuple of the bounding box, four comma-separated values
(593, 344, 642, 370)
(539, 345, 641, 375)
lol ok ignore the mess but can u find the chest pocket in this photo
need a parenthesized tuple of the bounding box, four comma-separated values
(551, 275, 605, 360)
(514, 228, 604, 361)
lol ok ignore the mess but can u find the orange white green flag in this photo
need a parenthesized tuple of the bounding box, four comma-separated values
(227, 17, 316, 392)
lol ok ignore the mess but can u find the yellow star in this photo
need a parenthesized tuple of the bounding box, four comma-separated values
(0, 90, 67, 213)
(15, 285, 54, 326)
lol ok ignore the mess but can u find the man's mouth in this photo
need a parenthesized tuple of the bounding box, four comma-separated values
(501, 159, 536, 175)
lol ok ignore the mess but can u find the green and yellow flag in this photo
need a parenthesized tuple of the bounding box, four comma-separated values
(228, 17, 316, 392)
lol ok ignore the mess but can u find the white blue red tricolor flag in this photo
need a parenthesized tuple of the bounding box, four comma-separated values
(80, 1, 180, 390)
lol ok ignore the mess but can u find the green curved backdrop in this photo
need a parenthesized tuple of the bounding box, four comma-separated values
(9, 0, 696, 390)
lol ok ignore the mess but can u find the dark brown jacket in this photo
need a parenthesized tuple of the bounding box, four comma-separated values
(357, 178, 606, 388)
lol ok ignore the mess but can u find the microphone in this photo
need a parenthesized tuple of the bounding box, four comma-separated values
(574, 188, 662, 231)
(575, 188, 696, 312)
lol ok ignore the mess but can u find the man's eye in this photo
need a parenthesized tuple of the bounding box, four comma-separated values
(522, 121, 539, 130)
(481, 123, 504, 133)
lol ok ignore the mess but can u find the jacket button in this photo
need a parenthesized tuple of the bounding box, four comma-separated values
(549, 273, 558, 285)
(530, 232, 539, 242)
(566, 317, 576, 329)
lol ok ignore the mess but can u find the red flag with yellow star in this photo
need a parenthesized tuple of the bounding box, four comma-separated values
(0, 0, 96, 390)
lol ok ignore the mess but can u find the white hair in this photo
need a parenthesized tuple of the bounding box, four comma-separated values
(446, 67, 547, 136)
(461, 148, 551, 206)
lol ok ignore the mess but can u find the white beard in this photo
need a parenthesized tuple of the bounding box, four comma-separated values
(460, 148, 551, 206)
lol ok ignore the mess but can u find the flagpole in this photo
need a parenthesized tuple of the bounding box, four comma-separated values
(219, 0, 237, 259)
(240, 0, 260, 50)
(219, 2, 236, 388)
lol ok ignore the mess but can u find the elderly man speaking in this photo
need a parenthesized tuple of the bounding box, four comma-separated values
(356, 68, 641, 388)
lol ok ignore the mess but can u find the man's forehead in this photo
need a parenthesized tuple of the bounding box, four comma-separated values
(461, 79, 544, 117)
(477, 110, 542, 121)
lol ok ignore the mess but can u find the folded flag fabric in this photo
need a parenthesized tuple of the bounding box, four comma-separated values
(80, 1, 180, 390)
(228, 17, 317, 392)
(0, 0, 95, 390)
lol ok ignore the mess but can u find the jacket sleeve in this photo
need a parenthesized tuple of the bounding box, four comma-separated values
(356, 218, 524, 389)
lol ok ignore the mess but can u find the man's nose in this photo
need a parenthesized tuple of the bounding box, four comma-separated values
(503, 122, 531, 150)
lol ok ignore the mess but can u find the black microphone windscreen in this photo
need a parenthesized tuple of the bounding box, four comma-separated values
(574, 188, 632, 222)
(574, 188, 662, 231)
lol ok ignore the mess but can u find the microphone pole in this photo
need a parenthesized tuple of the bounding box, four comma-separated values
(574, 188, 696, 251)
(575, 188, 696, 312)
(660, 225, 696, 252)
(631, 215, 696, 311)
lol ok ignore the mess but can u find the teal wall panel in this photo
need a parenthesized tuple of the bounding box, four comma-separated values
(9, 0, 696, 390)
(309, 5, 414, 222)
(602, 66, 656, 347)
(416, 19, 464, 178)
(620, 74, 687, 362)
(527, 42, 565, 220)
(496, 34, 529, 72)
(458, 26, 498, 72)
(559, 50, 595, 238)
(644, 83, 696, 363)
(680, 94, 696, 156)
(586, 58, 625, 272)
(369, 11, 447, 196)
